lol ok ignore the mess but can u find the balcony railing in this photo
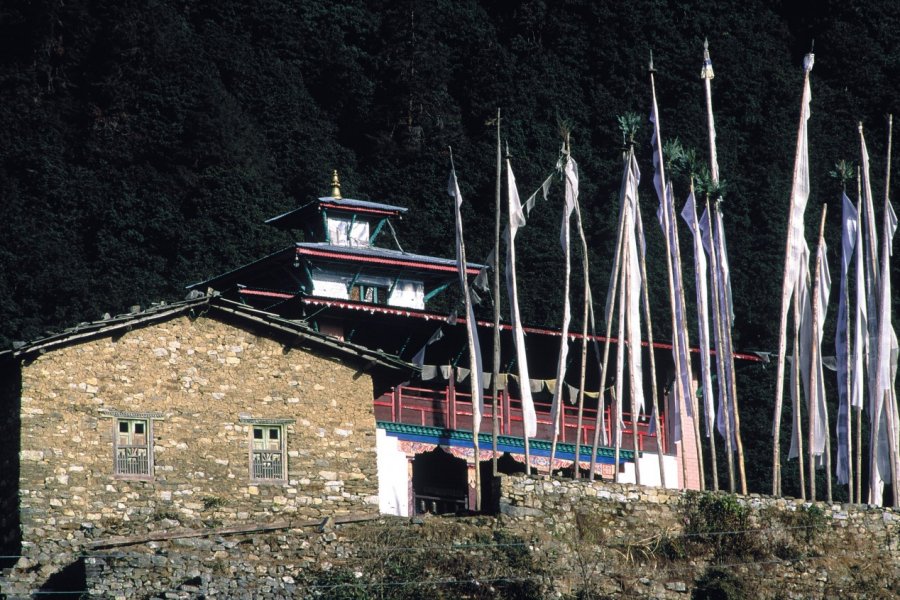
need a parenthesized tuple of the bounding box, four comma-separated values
(375, 383, 666, 454)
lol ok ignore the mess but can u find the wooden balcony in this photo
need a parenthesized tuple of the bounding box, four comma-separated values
(374, 384, 666, 454)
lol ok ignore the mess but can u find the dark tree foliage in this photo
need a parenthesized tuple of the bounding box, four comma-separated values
(2, 0, 899, 492)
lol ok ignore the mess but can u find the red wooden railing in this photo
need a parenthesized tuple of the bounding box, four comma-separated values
(374, 383, 666, 454)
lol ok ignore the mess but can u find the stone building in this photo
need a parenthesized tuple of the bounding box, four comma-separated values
(0, 293, 413, 591)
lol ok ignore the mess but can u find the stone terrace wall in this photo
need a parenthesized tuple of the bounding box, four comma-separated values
(3, 315, 379, 593)
(499, 475, 900, 599)
(5, 471, 900, 598)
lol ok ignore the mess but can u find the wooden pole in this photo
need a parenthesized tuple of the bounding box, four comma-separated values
(634, 204, 668, 488)
(492, 109, 502, 477)
(792, 314, 806, 501)
(773, 61, 814, 497)
(614, 235, 628, 484)
(882, 115, 900, 508)
(549, 137, 574, 475)
(651, 67, 695, 490)
(572, 201, 592, 479)
(623, 241, 642, 486)
(705, 195, 736, 491)
(699, 40, 721, 493)
(589, 149, 631, 479)
(854, 166, 863, 504)
(808, 205, 827, 502)
(714, 201, 747, 494)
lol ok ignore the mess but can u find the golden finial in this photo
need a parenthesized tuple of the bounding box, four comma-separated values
(330, 170, 342, 199)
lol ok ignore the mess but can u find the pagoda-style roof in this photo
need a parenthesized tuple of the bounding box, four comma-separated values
(295, 243, 483, 275)
(186, 243, 483, 302)
(266, 197, 408, 231)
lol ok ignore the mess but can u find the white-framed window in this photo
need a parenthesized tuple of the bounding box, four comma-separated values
(251, 424, 286, 481)
(114, 418, 153, 479)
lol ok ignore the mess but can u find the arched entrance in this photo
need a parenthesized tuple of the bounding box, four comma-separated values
(412, 447, 468, 514)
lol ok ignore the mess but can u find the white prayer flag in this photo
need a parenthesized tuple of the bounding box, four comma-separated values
(506, 159, 537, 438)
(869, 200, 898, 505)
(448, 168, 484, 437)
(682, 191, 715, 437)
(550, 156, 577, 435)
(836, 192, 859, 484)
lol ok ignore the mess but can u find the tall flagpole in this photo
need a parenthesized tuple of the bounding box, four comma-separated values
(702, 40, 745, 493)
(573, 199, 592, 478)
(651, 57, 698, 490)
(589, 147, 633, 479)
(635, 203, 668, 487)
(492, 109, 501, 477)
(549, 136, 576, 474)
(881, 115, 900, 508)
(808, 206, 827, 502)
(448, 148, 484, 512)
(855, 167, 864, 504)
(705, 193, 736, 491)
(772, 52, 815, 496)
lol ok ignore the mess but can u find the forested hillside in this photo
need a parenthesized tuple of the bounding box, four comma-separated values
(2, 0, 899, 493)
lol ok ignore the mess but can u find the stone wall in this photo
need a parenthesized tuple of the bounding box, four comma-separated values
(499, 475, 900, 599)
(5, 469, 900, 598)
(2, 314, 380, 593)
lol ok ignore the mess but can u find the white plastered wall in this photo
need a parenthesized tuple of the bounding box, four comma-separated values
(375, 429, 410, 516)
(616, 453, 679, 488)
(388, 280, 424, 309)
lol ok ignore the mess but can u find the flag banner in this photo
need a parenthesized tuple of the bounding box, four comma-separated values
(651, 84, 691, 435)
(860, 129, 880, 421)
(836, 192, 859, 484)
(448, 168, 484, 437)
(506, 159, 537, 438)
(870, 200, 898, 504)
(682, 192, 716, 436)
(852, 189, 867, 412)
(780, 55, 815, 319)
(624, 153, 645, 416)
(789, 241, 811, 460)
(550, 156, 578, 435)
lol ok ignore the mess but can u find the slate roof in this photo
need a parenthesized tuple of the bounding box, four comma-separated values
(1, 293, 416, 377)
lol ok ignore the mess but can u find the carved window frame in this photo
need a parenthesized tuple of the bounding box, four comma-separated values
(240, 417, 294, 484)
(101, 410, 163, 481)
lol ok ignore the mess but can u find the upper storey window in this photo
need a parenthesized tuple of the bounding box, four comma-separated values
(327, 216, 369, 248)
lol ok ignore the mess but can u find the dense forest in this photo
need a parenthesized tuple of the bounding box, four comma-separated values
(2, 0, 899, 494)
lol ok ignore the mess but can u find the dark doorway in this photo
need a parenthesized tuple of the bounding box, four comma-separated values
(412, 447, 468, 514)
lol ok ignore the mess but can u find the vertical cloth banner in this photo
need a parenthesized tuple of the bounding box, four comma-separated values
(650, 81, 689, 430)
(550, 156, 577, 435)
(700, 208, 735, 446)
(870, 200, 898, 505)
(448, 168, 484, 437)
(624, 155, 645, 417)
(780, 54, 815, 326)
(788, 241, 810, 461)
(836, 192, 859, 484)
(506, 160, 537, 438)
(682, 191, 715, 437)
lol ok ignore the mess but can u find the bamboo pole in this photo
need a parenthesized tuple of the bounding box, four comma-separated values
(548, 138, 574, 475)
(699, 40, 720, 493)
(854, 167, 863, 505)
(634, 204, 668, 488)
(843, 176, 855, 504)
(808, 205, 827, 502)
(792, 312, 806, 501)
(492, 109, 501, 477)
(651, 66, 694, 490)
(882, 115, 900, 508)
(705, 195, 736, 491)
(614, 234, 628, 484)
(589, 149, 631, 479)
(715, 202, 748, 494)
(572, 200, 592, 479)
(623, 242, 642, 486)
(773, 60, 814, 497)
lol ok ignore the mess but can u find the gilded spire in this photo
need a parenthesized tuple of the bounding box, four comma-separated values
(330, 170, 342, 199)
